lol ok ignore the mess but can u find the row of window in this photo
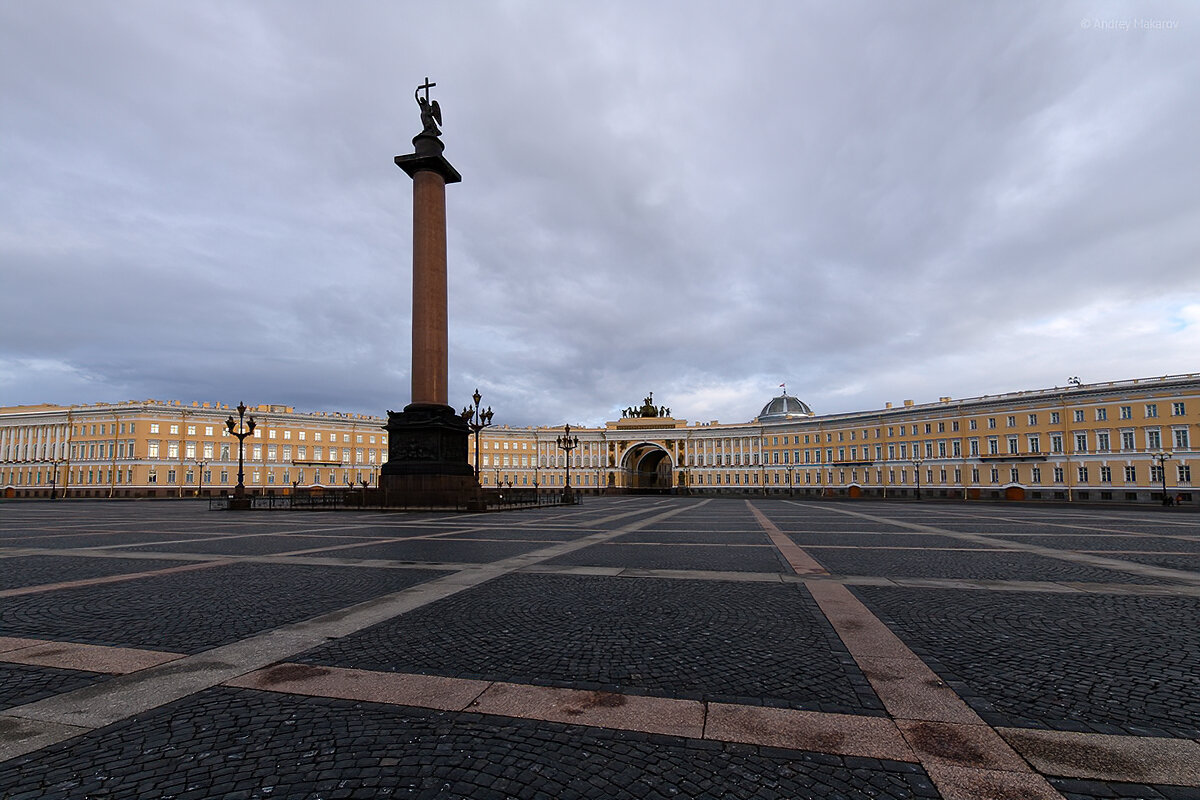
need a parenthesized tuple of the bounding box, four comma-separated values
(67, 441, 386, 465)
(4, 461, 1193, 489)
(683, 463, 1196, 488)
(739, 427, 1193, 466)
(65, 421, 383, 445)
(9, 467, 379, 487)
(144, 468, 370, 486)
(749, 401, 1189, 446)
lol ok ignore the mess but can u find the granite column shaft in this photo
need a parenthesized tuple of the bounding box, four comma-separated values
(410, 169, 449, 406)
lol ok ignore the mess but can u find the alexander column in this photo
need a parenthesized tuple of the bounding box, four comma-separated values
(379, 78, 476, 505)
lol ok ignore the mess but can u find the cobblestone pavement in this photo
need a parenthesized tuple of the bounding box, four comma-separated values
(0, 688, 934, 800)
(0, 561, 447, 653)
(808, 548, 1175, 584)
(1104, 553, 1200, 572)
(982, 535, 1200, 553)
(0, 554, 190, 591)
(0, 497, 1198, 799)
(786, 532, 993, 548)
(0, 664, 110, 712)
(544, 542, 791, 572)
(319, 539, 550, 563)
(853, 586, 1200, 738)
(296, 573, 882, 714)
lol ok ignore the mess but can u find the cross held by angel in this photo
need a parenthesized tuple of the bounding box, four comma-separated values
(415, 77, 442, 137)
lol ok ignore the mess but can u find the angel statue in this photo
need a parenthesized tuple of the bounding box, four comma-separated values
(416, 85, 442, 137)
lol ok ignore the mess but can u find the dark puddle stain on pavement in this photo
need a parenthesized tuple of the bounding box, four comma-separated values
(563, 690, 626, 715)
(904, 721, 987, 766)
(1001, 729, 1149, 778)
(25, 648, 68, 658)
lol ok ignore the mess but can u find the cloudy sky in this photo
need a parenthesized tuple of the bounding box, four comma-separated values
(3, 2, 1198, 428)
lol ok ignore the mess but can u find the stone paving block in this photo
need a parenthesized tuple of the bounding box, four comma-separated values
(855, 586, 1200, 738)
(0, 688, 935, 799)
(853, 656, 981, 725)
(788, 533, 995, 549)
(896, 719, 1028, 772)
(297, 573, 884, 715)
(322, 539, 548, 562)
(120, 534, 379, 556)
(815, 549, 1171, 584)
(544, 542, 791, 572)
(1049, 777, 1200, 799)
(984, 535, 1200, 553)
(616, 529, 774, 544)
(227, 662, 490, 711)
(0, 641, 182, 674)
(438, 528, 592, 541)
(469, 681, 705, 738)
(0, 555, 192, 591)
(2, 498, 1198, 797)
(1100, 553, 1200, 573)
(923, 763, 1065, 800)
(0, 562, 446, 654)
(704, 702, 914, 762)
(0, 664, 110, 711)
(0, 532, 216, 549)
(999, 728, 1200, 786)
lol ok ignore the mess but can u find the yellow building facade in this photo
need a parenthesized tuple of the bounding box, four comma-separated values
(467, 374, 1198, 506)
(0, 400, 387, 499)
(2, 373, 1197, 504)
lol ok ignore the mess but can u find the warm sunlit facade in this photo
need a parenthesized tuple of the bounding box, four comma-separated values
(2, 373, 1197, 504)
(468, 374, 1199, 506)
(0, 400, 387, 499)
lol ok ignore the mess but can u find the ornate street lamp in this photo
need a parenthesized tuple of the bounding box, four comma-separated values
(224, 401, 256, 503)
(556, 424, 579, 499)
(195, 459, 207, 498)
(460, 389, 494, 478)
(49, 458, 62, 500)
(1150, 450, 1173, 506)
(911, 456, 924, 500)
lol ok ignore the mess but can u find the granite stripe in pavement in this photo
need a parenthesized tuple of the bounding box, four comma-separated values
(799, 571, 1064, 798)
(0, 641, 183, 674)
(8, 637, 1198, 788)
(0, 558, 232, 598)
(998, 728, 1200, 786)
(783, 500, 1200, 586)
(228, 661, 913, 759)
(0, 500, 705, 763)
(746, 501, 828, 575)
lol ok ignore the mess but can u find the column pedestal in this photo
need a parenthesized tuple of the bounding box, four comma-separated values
(379, 403, 479, 507)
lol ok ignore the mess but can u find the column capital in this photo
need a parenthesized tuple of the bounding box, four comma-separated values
(394, 154, 461, 183)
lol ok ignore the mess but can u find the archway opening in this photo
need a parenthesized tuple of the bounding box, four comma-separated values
(1004, 485, 1026, 501)
(622, 445, 673, 490)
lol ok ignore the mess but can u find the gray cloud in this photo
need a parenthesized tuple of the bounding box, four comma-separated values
(3, 1, 1198, 428)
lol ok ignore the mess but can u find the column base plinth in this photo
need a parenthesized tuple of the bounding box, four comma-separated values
(378, 403, 480, 507)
